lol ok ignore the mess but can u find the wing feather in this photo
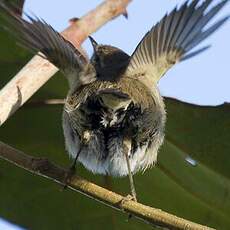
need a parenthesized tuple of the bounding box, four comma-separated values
(125, 0, 229, 86)
(0, 2, 96, 87)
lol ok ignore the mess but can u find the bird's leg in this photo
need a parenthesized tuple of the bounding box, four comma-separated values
(123, 138, 137, 202)
(69, 146, 82, 172)
(63, 146, 81, 188)
(119, 138, 137, 220)
(63, 129, 92, 189)
(124, 151, 137, 202)
(65, 129, 91, 181)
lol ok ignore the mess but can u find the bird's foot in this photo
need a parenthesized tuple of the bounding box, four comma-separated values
(120, 194, 137, 206)
(119, 194, 137, 220)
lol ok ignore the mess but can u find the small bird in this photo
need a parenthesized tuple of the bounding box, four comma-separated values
(0, 0, 229, 201)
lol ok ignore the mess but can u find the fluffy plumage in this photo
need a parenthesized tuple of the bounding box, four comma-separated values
(0, 0, 228, 176)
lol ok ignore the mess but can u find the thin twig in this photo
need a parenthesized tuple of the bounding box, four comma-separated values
(0, 0, 132, 125)
(25, 99, 65, 108)
(0, 141, 215, 230)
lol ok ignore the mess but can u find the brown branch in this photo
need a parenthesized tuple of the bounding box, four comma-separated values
(0, 141, 215, 230)
(25, 99, 65, 108)
(0, 0, 132, 125)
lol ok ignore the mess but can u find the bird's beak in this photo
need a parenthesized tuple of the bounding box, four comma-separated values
(89, 36, 98, 52)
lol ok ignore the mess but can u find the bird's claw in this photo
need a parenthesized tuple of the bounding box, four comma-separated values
(119, 194, 137, 220)
(120, 194, 137, 205)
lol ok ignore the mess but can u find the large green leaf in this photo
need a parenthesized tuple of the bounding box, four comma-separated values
(165, 98, 230, 179)
(0, 4, 230, 230)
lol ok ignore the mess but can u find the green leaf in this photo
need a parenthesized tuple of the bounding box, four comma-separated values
(165, 98, 230, 179)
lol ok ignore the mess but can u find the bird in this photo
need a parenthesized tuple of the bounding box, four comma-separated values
(0, 0, 229, 201)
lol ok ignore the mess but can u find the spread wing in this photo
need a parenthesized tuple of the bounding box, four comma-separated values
(125, 0, 229, 86)
(0, 2, 96, 87)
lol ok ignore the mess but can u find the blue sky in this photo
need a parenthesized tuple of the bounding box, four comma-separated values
(22, 0, 230, 106)
(0, 218, 24, 230)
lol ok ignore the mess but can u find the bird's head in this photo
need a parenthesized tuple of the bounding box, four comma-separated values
(89, 36, 130, 80)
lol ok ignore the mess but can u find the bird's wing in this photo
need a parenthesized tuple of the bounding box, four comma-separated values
(125, 0, 229, 86)
(0, 2, 96, 87)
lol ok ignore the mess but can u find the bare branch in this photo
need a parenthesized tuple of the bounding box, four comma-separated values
(25, 99, 65, 108)
(0, 141, 214, 230)
(0, 0, 132, 125)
